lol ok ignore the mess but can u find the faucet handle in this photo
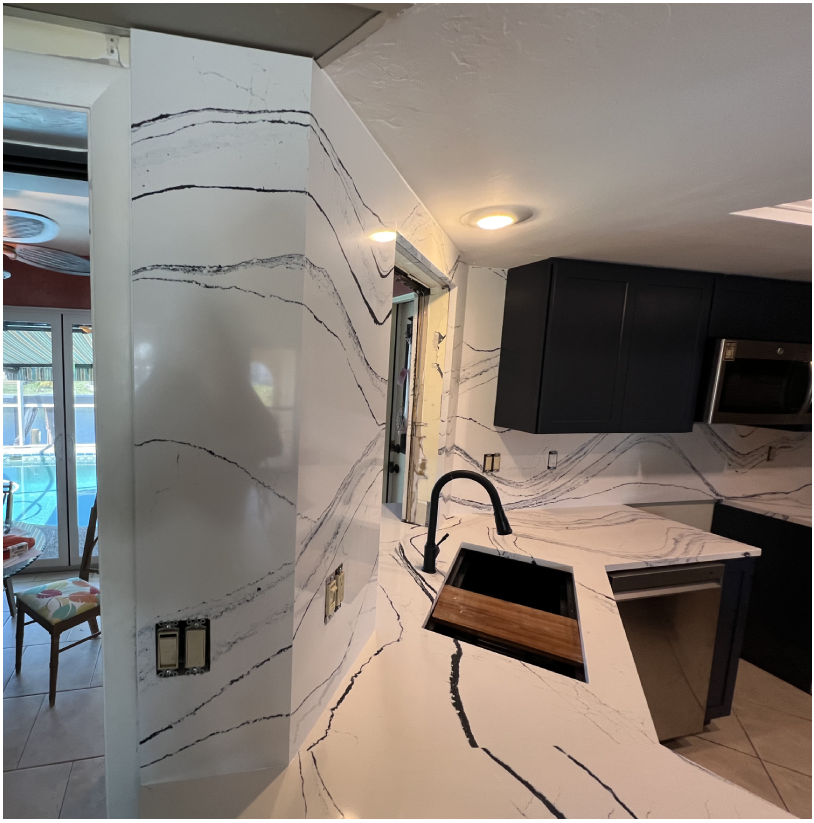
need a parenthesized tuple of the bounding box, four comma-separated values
(436, 533, 449, 548)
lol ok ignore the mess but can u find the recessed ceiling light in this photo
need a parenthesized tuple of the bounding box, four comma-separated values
(462, 206, 533, 230)
(370, 230, 397, 243)
(477, 214, 515, 230)
(731, 199, 812, 226)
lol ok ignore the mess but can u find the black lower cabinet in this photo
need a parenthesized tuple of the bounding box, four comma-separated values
(711, 503, 812, 693)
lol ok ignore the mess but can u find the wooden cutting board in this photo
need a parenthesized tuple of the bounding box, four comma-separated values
(432, 585, 583, 665)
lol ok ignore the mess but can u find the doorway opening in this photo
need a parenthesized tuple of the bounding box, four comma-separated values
(3, 98, 106, 816)
(383, 269, 430, 520)
(3, 309, 96, 570)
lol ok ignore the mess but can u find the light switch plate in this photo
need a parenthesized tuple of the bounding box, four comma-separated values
(156, 622, 180, 676)
(156, 618, 210, 676)
(324, 564, 345, 623)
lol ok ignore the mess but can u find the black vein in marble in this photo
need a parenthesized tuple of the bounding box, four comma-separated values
(293, 466, 383, 638)
(307, 585, 403, 751)
(699, 423, 809, 471)
(131, 106, 385, 225)
(141, 710, 289, 769)
(131, 106, 309, 130)
(393, 542, 437, 602)
(133, 115, 309, 147)
(135, 438, 295, 505)
(454, 415, 511, 434)
(133, 274, 384, 425)
(298, 753, 308, 817)
(290, 562, 382, 722)
(450, 640, 478, 747)
(133, 253, 388, 391)
(137, 560, 294, 650)
(464, 342, 500, 353)
(140, 643, 292, 745)
(311, 751, 345, 818)
(443, 436, 727, 509)
(132, 185, 392, 324)
(554, 745, 637, 818)
(482, 748, 566, 819)
(576, 581, 616, 604)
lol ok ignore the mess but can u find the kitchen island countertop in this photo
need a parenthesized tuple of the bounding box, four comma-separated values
(141, 504, 794, 819)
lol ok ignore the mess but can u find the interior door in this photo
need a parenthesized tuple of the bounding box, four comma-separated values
(385, 297, 415, 507)
(3, 308, 70, 568)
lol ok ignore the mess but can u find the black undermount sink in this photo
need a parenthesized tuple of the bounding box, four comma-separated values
(425, 545, 585, 681)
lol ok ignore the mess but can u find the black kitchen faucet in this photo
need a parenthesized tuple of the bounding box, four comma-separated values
(422, 470, 512, 574)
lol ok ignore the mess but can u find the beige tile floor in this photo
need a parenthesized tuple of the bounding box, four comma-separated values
(665, 660, 812, 818)
(3, 571, 106, 819)
(3, 572, 811, 819)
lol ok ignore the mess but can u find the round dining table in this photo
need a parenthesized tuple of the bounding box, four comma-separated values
(3, 522, 45, 617)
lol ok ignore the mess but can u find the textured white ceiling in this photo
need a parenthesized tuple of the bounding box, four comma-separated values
(328, 4, 812, 279)
(3, 102, 88, 150)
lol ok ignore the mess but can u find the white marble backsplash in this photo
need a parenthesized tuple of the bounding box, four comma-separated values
(444, 266, 812, 516)
(131, 31, 466, 786)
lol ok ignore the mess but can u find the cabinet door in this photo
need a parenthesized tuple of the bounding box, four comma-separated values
(494, 262, 552, 431)
(621, 269, 713, 432)
(537, 260, 634, 433)
(711, 503, 812, 693)
(709, 275, 812, 343)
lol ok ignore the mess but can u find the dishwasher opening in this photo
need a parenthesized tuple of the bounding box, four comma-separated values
(609, 562, 724, 741)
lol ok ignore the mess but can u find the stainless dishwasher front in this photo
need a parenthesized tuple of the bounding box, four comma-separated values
(609, 562, 725, 741)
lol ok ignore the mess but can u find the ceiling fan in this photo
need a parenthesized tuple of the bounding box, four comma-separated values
(3, 208, 90, 276)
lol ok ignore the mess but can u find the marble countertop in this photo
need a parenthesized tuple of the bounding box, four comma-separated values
(142, 504, 793, 819)
(720, 498, 812, 528)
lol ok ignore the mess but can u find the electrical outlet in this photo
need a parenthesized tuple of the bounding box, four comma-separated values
(548, 450, 558, 470)
(483, 453, 501, 473)
(324, 564, 345, 623)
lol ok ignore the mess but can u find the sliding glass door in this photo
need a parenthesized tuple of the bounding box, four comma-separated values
(3, 308, 94, 569)
(64, 314, 97, 567)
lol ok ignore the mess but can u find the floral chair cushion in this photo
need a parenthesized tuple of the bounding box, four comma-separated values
(18, 578, 100, 624)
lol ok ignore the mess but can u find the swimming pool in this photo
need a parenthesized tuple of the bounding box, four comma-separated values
(3, 452, 97, 528)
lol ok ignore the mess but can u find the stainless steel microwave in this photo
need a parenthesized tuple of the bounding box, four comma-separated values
(704, 339, 812, 426)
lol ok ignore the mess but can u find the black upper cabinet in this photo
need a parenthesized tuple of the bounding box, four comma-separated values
(709, 275, 812, 343)
(494, 258, 714, 434)
(537, 260, 635, 433)
(621, 268, 714, 432)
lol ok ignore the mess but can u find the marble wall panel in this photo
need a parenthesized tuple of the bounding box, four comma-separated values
(131, 31, 315, 784)
(131, 32, 466, 785)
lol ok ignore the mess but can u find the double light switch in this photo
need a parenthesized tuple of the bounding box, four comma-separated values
(156, 618, 210, 676)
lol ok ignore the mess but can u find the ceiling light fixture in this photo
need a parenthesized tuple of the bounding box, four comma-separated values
(370, 230, 397, 243)
(3, 209, 60, 244)
(730, 199, 812, 227)
(462, 205, 533, 231)
(477, 214, 515, 230)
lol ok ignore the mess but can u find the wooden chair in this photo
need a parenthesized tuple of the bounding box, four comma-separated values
(15, 499, 100, 705)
